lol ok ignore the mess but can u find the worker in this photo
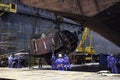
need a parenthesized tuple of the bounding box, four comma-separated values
(55, 54, 65, 71)
(110, 55, 118, 74)
(8, 54, 14, 68)
(38, 55, 42, 69)
(51, 52, 56, 70)
(64, 53, 71, 70)
(17, 55, 22, 68)
(107, 54, 112, 69)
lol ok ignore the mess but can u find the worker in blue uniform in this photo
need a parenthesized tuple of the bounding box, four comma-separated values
(64, 53, 71, 70)
(55, 54, 65, 71)
(107, 54, 118, 74)
(110, 56, 118, 74)
(51, 52, 56, 70)
(38, 55, 42, 69)
(17, 55, 22, 68)
(8, 54, 14, 68)
(107, 54, 112, 69)
(8, 55, 12, 68)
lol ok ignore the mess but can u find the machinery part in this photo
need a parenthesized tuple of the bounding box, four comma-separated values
(75, 27, 96, 54)
(75, 27, 96, 63)
(30, 30, 78, 65)
(0, 56, 8, 67)
(30, 30, 78, 56)
(0, 3, 17, 13)
(61, 30, 78, 54)
(69, 53, 85, 64)
(84, 31, 96, 54)
(0, 61, 7, 67)
(75, 27, 89, 53)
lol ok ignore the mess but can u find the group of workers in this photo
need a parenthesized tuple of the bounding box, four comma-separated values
(107, 54, 118, 74)
(7, 52, 119, 73)
(51, 53, 71, 71)
(8, 54, 22, 68)
(8, 52, 71, 71)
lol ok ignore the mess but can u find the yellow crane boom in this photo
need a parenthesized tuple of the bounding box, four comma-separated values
(75, 27, 96, 54)
(85, 32, 96, 54)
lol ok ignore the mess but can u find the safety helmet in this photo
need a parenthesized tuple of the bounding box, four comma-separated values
(58, 54, 62, 57)
(110, 54, 113, 56)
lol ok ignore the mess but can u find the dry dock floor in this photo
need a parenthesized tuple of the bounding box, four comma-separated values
(0, 64, 120, 80)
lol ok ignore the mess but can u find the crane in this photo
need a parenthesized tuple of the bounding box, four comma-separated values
(75, 27, 96, 62)
(84, 31, 96, 54)
(76, 27, 96, 54)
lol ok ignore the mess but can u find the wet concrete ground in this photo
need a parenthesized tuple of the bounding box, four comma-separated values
(0, 63, 120, 80)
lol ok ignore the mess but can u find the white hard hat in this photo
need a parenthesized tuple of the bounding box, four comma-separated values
(110, 54, 113, 56)
(58, 54, 62, 57)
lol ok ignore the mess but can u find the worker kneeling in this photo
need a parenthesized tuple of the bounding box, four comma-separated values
(55, 54, 65, 71)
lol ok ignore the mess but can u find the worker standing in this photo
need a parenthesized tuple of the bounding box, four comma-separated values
(64, 53, 71, 70)
(51, 52, 56, 70)
(8, 55, 12, 68)
(8, 54, 14, 68)
(107, 54, 112, 69)
(110, 55, 118, 74)
(38, 55, 42, 69)
(55, 54, 65, 71)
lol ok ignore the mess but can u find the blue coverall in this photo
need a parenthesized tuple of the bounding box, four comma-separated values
(55, 57, 65, 71)
(110, 56, 118, 74)
(8, 55, 13, 68)
(64, 54, 71, 70)
(17, 56, 22, 68)
(51, 53, 56, 70)
(107, 55, 111, 69)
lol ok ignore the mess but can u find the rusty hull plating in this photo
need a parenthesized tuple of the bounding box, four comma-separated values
(20, 0, 119, 16)
(21, 0, 120, 47)
(30, 30, 78, 56)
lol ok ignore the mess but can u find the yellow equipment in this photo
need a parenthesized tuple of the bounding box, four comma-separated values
(0, 3, 17, 14)
(75, 27, 96, 54)
(85, 32, 96, 54)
